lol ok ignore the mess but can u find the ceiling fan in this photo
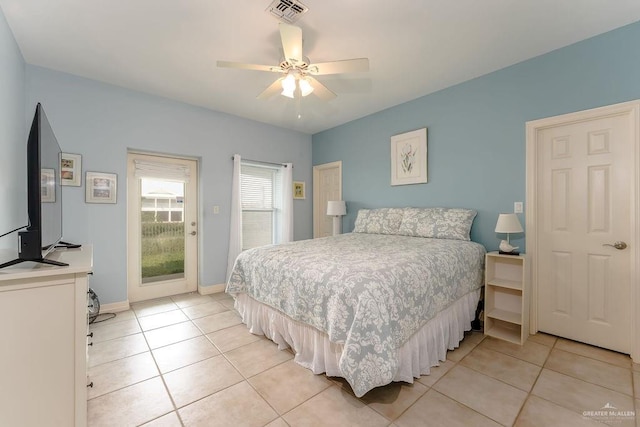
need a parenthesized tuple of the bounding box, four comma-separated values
(217, 23, 369, 101)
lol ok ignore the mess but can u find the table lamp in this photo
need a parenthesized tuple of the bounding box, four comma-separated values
(327, 201, 347, 236)
(495, 213, 523, 255)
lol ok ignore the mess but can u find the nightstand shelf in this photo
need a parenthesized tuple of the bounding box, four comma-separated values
(484, 251, 529, 345)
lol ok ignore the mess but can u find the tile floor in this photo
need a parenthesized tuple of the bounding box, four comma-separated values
(87, 292, 640, 426)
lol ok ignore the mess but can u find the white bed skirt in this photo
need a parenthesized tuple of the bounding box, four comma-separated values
(233, 288, 480, 392)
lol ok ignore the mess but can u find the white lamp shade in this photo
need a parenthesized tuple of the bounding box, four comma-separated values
(327, 200, 346, 216)
(495, 213, 523, 233)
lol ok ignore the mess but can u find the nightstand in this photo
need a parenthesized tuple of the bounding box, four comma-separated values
(484, 251, 529, 345)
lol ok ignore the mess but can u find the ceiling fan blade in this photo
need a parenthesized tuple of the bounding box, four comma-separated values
(279, 23, 303, 65)
(217, 61, 280, 73)
(257, 78, 284, 100)
(307, 76, 336, 101)
(308, 58, 369, 75)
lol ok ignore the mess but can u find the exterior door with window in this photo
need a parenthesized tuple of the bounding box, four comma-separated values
(127, 152, 198, 302)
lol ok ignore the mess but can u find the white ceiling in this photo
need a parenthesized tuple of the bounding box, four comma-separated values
(2, 1, 640, 134)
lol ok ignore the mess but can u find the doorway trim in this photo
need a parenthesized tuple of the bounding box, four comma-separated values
(526, 100, 640, 362)
(313, 161, 342, 238)
(126, 150, 200, 303)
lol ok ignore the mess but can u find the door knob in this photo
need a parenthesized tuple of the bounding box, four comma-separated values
(190, 231, 197, 236)
(603, 241, 627, 250)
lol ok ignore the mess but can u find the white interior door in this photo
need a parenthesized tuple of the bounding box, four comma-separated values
(127, 152, 198, 302)
(528, 103, 637, 356)
(313, 161, 342, 238)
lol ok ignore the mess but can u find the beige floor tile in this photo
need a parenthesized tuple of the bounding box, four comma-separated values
(218, 297, 236, 311)
(361, 380, 429, 421)
(464, 330, 486, 345)
(138, 309, 189, 331)
(225, 339, 293, 377)
(532, 369, 635, 416)
(479, 336, 551, 366)
(206, 323, 263, 353)
(249, 359, 333, 414)
(446, 335, 480, 362)
(152, 335, 220, 373)
(461, 346, 541, 392)
(144, 321, 203, 349)
(515, 395, 603, 427)
(170, 292, 213, 308)
(416, 359, 456, 387)
(88, 333, 149, 367)
(433, 364, 527, 426)
(88, 351, 159, 399)
(181, 300, 228, 320)
(163, 354, 243, 408)
(395, 389, 501, 427)
(90, 317, 141, 343)
(132, 297, 179, 317)
(209, 292, 232, 301)
(283, 386, 389, 427)
(264, 418, 289, 427)
(555, 338, 632, 369)
(179, 381, 277, 427)
(545, 348, 633, 395)
(140, 411, 182, 426)
(192, 310, 242, 334)
(527, 332, 557, 347)
(87, 377, 174, 427)
(100, 309, 136, 324)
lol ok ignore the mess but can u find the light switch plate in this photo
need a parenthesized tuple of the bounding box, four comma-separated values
(514, 202, 523, 214)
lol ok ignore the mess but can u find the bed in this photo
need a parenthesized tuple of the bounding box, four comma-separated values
(226, 207, 486, 397)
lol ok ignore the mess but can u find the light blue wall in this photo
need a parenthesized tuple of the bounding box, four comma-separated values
(26, 66, 312, 304)
(0, 6, 26, 249)
(313, 21, 640, 251)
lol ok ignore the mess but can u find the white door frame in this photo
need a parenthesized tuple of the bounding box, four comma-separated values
(313, 161, 342, 238)
(126, 151, 199, 303)
(526, 100, 640, 362)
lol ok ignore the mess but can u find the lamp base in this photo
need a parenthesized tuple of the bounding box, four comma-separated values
(332, 216, 341, 236)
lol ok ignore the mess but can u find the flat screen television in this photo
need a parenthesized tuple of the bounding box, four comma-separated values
(0, 103, 67, 269)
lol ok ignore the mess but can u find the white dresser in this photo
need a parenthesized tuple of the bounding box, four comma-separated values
(0, 246, 93, 427)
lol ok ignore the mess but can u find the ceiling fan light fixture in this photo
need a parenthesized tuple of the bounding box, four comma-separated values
(299, 78, 314, 96)
(281, 74, 296, 98)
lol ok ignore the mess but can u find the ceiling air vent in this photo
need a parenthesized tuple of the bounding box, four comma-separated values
(266, 0, 308, 23)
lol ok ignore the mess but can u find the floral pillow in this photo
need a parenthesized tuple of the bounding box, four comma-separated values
(398, 207, 477, 241)
(353, 208, 404, 235)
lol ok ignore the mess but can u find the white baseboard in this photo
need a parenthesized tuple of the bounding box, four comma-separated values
(199, 283, 226, 295)
(99, 300, 130, 313)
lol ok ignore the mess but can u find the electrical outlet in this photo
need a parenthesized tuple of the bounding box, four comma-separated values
(213, 205, 220, 214)
(514, 202, 523, 214)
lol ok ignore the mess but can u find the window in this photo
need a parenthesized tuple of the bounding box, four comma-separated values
(241, 163, 283, 250)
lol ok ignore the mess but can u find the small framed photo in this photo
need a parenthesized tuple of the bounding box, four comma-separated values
(293, 181, 305, 200)
(41, 168, 56, 203)
(60, 153, 82, 187)
(86, 172, 117, 204)
(390, 128, 428, 186)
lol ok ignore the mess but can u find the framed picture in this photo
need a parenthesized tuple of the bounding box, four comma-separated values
(86, 172, 117, 204)
(60, 153, 82, 187)
(293, 181, 305, 200)
(390, 128, 428, 186)
(41, 168, 56, 203)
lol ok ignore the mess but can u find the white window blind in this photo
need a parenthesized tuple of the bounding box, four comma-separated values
(241, 163, 278, 250)
(134, 159, 191, 183)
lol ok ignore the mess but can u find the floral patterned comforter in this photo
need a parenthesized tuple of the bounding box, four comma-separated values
(226, 233, 485, 396)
